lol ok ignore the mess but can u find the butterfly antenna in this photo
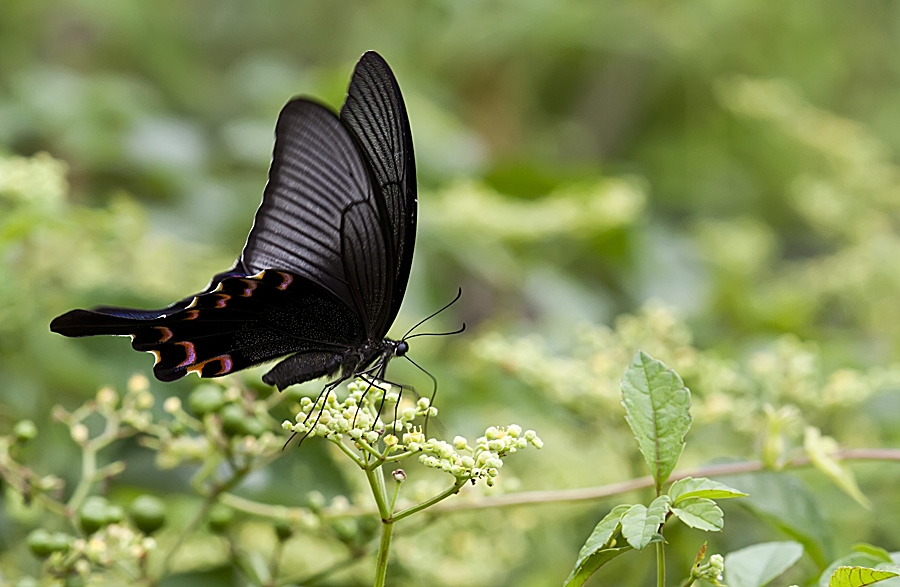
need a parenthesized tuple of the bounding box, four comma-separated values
(403, 322, 466, 341)
(402, 288, 463, 339)
(402, 355, 438, 437)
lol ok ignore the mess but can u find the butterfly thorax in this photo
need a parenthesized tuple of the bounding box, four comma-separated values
(339, 338, 408, 378)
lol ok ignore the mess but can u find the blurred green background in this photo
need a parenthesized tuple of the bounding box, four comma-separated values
(2, 1, 900, 585)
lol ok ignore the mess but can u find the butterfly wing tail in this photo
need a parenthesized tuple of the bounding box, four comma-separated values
(50, 308, 163, 338)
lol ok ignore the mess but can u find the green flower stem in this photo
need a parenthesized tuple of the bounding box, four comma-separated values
(66, 412, 121, 513)
(392, 479, 467, 523)
(374, 519, 394, 587)
(365, 465, 393, 587)
(389, 476, 402, 513)
(355, 438, 385, 462)
(0, 439, 67, 516)
(380, 451, 414, 464)
(656, 540, 665, 587)
(365, 466, 390, 519)
(333, 437, 366, 467)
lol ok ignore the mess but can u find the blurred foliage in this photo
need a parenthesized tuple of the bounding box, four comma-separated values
(2, 1, 900, 586)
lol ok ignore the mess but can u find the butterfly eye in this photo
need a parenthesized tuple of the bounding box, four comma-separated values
(396, 341, 409, 356)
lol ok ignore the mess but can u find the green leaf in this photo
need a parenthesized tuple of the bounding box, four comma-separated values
(805, 427, 871, 508)
(829, 567, 899, 587)
(564, 505, 633, 587)
(671, 497, 724, 531)
(562, 546, 632, 587)
(818, 548, 900, 587)
(620, 351, 692, 491)
(852, 545, 893, 563)
(730, 471, 830, 567)
(620, 496, 670, 550)
(578, 505, 631, 555)
(724, 541, 804, 587)
(669, 477, 748, 504)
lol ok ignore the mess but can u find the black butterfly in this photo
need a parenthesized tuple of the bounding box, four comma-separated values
(50, 51, 423, 391)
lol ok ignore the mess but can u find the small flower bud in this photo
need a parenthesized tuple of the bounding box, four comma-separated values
(392, 469, 407, 482)
(127, 374, 149, 394)
(163, 397, 182, 414)
(71, 424, 89, 444)
(136, 391, 154, 410)
(96, 387, 118, 407)
(13, 419, 37, 442)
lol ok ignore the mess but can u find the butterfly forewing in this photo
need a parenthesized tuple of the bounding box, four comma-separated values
(340, 51, 417, 331)
(341, 199, 393, 337)
(240, 100, 373, 310)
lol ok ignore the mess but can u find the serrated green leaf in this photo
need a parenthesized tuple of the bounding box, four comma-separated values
(819, 551, 900, 587)
(620, 496, 670, 550)
(805, 427, 871, 508)
(576, 505, 631, 558)
(620, 351, 692, 491)
(671, 497, 724, 531)
(724, 541, 803, 587)
(564, 505, 635, 587)
(563, 546, 632, 587)
(829, 567, 899, 587)
(669, 477, 748, 504)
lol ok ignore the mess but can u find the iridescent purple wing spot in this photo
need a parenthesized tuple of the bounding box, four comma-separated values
(276, 272, 293, 291)
(240, 280, 258, 297)
(175, 341, 197, 368)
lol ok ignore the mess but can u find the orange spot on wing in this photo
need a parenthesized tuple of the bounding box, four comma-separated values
(187, 354, 234, 377)
(155, 326, 173, 342)
(183, 310, 200, 320)
(276, 272, 293, 290)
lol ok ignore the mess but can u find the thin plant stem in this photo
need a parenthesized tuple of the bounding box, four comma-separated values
(656, 540, 666, 587)
(66, 413, 120, 511)
(365, 465, 393, 586)
(218, 448, 900, 520)
(392, 480, 466, 523)
(374, 520, 394, 587)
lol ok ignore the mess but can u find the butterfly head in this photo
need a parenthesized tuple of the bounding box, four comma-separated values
(395, 340, 409, 357)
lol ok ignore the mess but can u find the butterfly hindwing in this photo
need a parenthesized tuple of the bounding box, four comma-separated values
(53, 271, 365, 383)
(340, 51, 417, 332)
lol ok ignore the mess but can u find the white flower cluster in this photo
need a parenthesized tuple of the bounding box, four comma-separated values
(282, 380, 542, 487)
(416, 425, 542, 487)
(283, 379, 435, 442)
